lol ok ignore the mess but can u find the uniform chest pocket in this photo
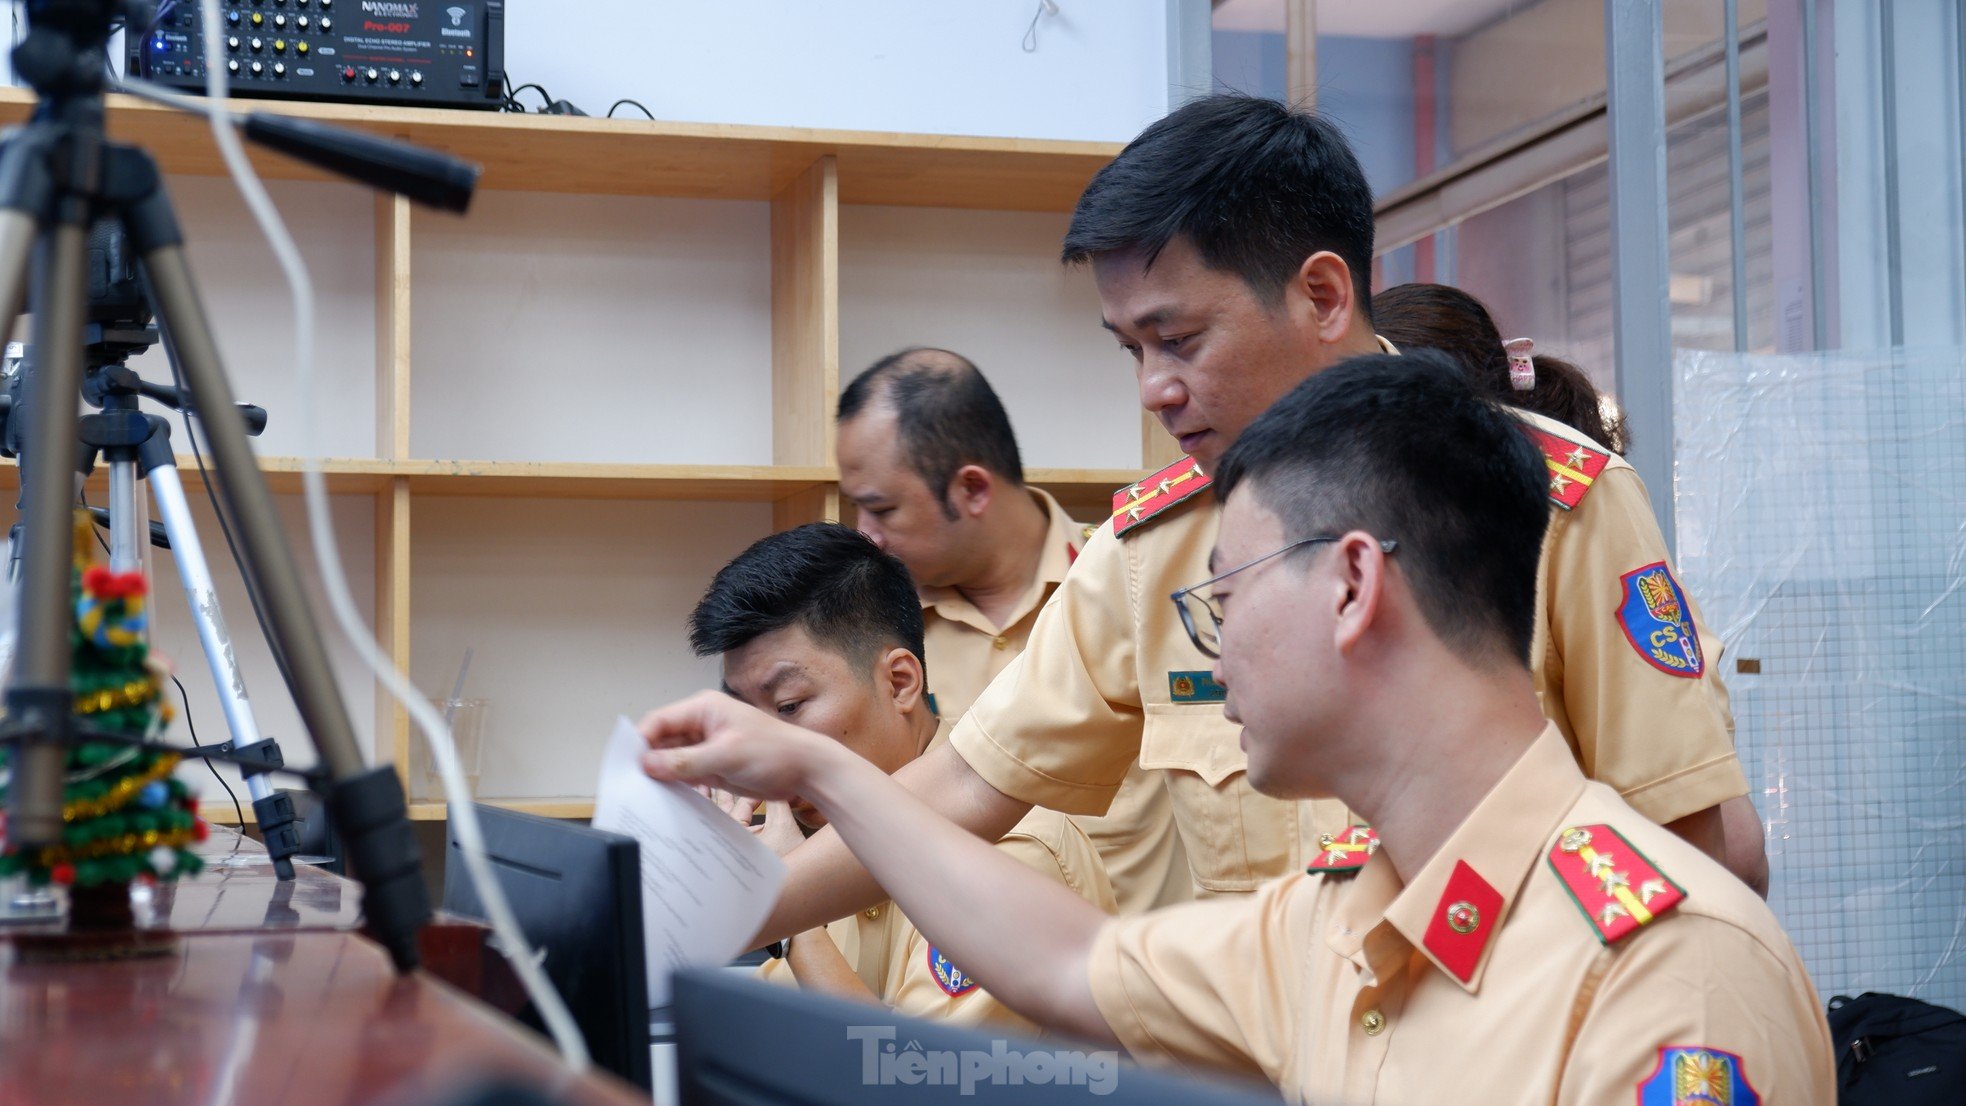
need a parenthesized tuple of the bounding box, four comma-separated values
(1140, 705, 1303, 894)
(1139, 704, 1245, 785)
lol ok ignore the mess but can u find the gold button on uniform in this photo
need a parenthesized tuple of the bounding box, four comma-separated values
(992, 635, 1008, 650)
(1360, 1009, 1386, 1036)
(864, 906, 882, 920)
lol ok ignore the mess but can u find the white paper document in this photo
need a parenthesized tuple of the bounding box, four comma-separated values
(591, 715, 786, 1006)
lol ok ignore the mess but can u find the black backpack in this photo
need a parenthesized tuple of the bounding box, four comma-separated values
(1826, 992, 1966, 1104)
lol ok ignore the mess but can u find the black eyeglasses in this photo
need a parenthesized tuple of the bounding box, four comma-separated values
(1169, 536, 1399, 659)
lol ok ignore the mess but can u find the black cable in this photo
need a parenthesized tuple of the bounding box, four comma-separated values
(606, 99, 655, 120)
(503, 82, 552, 114)
(79, 486, 112, 554)
(175, 672, 246, 826)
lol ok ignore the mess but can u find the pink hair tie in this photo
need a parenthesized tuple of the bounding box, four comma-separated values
(1503, 338, 1536, 392)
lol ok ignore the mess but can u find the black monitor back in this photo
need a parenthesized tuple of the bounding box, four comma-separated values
(443, 803, 651, 1091)
(672, 968, 1282, 1105)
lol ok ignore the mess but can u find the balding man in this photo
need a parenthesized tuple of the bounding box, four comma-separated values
(834, 348, 1188, 913)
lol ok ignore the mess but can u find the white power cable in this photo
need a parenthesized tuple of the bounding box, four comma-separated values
(186, 0, 588, 1071)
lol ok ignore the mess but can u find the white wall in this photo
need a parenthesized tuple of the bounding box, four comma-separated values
(127, 176, 380, 461)
(410, 190, 774, 465)
(503, 0, 1171, 142)
(7, 2, 1176, 141)
(839, 206, 1142, 471)
(408, 497, 767, 800)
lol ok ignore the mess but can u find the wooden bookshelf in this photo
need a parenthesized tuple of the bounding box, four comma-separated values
(17, 88, 1144, 819)
(0, 88, 1117, 212)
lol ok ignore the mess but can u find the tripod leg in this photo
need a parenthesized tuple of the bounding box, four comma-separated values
(4, 221, 91, 850)
(134, 231, 427, 969)
(140, 246, 367, 783)
(147, 461, 298, 880)
(104, 459, 149, 573)
(0, 210, 38, 330)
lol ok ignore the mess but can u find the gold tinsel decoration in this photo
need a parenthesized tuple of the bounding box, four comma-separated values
(35, 825, 197, 867)
(61, 752, 182, 823)
(75, 676, 162, 717)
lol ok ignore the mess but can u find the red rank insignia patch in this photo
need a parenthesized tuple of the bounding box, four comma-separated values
(1111, 457, 1211, 537)
(1421, 860, 1503, 984)
(1519, 425, 1609, 511)
(1547, 825, 1685, 945)
(1306, 825, 1378, 873)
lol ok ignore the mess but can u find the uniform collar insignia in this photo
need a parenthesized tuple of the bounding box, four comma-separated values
(1306, 825, 1378, 874)
(1110, 457, 1211, 537)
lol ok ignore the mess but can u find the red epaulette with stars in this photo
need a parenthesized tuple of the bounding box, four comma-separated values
(1519, 424, 1610, 511)
(1547, 824, 1686, 944)
(1111, 457, 1211, 538)
(1306, 825, 1378, 874)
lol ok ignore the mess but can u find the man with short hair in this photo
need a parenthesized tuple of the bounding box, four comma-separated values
(836, 347, 1187, 913)
(689, 523, 1113, 1034)
(735, 94, 1764, 942)
(640, 355, 1834, 1104)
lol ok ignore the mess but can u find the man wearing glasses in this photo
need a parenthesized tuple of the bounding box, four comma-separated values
(637, 354, 1832, 1104)
(724, 94, 1762, 948)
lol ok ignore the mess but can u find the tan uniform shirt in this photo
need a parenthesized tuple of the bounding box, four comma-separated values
(950, 364, 1748, 897)
(923, 488, 1188, 914)
(950, 486, 1344, 895)
(1519, 408, 1747, 823)
(1087, 725, 1834, 1105)
(759, 747, 1116, 1034)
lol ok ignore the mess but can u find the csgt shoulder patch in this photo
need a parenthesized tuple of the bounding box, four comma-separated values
(1616, 561, 1705, 678)
(1637, 1046, 1760, 1105)
(927, 946, 978, 996)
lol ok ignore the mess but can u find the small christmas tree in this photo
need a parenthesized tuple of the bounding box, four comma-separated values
(0, 514, 205, 928)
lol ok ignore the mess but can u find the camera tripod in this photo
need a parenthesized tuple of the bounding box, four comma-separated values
(37, 312, 305, 882)
(0, 0, 477, 971)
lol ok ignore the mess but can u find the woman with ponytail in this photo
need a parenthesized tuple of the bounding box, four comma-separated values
(1373, 282, 1628, 452)
(1375, 282, 1768, 897)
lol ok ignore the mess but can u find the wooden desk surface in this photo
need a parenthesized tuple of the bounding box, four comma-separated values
(0, 929, 644, 1105)
(1, 827, 360, 938)
(0, 828, 639, 1104)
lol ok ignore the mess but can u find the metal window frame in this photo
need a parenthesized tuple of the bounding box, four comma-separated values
(1373, 26, 1770, 254)
(1604, 0, 1678, 550)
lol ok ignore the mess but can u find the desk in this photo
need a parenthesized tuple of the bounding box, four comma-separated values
(0, 829, 641, 1105)
(3, 828, 362, 938)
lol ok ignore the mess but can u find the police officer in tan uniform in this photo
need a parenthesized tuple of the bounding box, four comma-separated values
(688, 524, 1113, 1034)
(834, 348, 1188, 913)
(1374, 281, 1768, 892)
(732, 94, 1761, 943)
(638, 355, 1834, 1104)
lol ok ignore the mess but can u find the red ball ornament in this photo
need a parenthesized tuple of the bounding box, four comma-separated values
(192, 820, 210, 843)
(50, 862, 77, 886)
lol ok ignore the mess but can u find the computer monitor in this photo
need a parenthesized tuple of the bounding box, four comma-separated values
(671, 968, 1283, 1105)
(443, 803, 652, 1092)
